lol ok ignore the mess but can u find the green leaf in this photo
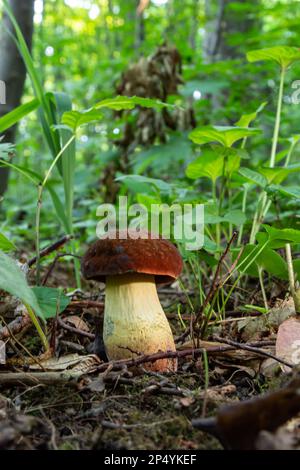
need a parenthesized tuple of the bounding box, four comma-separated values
(203, 235, 218, 253)
(186, 149, 224, 182)
(0, 99, 39, 133)
(186, 147, 241, 182)
(259, 164, 300, 184)
(116, 174, 171, 193)
(32, 287, 70, 319)
(204, 205, 224, 224)
(239, 168, 268, 188)
(263, 225, 300, 246)
(0, 251, 43, 318)
(223, 210, 246, 226)
(235, 102, 267, 128)
(189, 126, 260, 147)
(0, 233, 16, 252)
(247, 46, 300, 69)
(61, 109, 104, 132)
(95, 95, 173, 111)
(204, 206, 246, 226)
(234, 244, 287, 279)
(0, 160, 42, 185)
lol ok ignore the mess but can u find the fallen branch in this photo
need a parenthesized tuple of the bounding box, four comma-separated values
(0, 370, 83, 386)
(57, 317, 95, 339)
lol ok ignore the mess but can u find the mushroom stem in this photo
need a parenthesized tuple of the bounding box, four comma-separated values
(103, 273, 177, 372)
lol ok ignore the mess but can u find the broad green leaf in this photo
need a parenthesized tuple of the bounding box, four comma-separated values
(203, 235, 218, 253)
(234, 244, 287, 279)
(116, 174, 171, 193)
(235, 102, 267, 128)
(223, 210, 246, 226)
(62, 96, 173, 131)
(204, 205, 224, 224)
(259, 164, 300, 184)
(266, 184, 300, 200)
(239, 167, 268, 188)
(0, 251, 43, 318)
(256, 226, 300, 248)
(186, 148, 241, 182)
(61, 109, 104, 132)
(0, 233, 16, 252)
(186, 149, 224, 182)
(189, 126, 260, 147)
(247, 46, 300, 69)
(204, 207, 246, 226)
(264, 225, 300, 245)
(32, 287, 70, 319)
(133, 135, 193, 174)
(0, 99, 39, 133)
(95, 95, 173, 111)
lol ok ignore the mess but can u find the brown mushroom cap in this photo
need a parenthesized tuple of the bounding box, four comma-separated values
(81, 229, 183, 284)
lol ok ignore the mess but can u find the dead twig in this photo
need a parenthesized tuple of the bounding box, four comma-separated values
(0, 314, 32, 341)
(28, 235, 73, 267)
(57, 317, 95, 340)
(0, 370, 83, 386)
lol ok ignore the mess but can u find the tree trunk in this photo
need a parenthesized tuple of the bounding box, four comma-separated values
(0, 0, 35, 196)
(135, 0, 145, 52)
(203, 0, 260, 63)
(189, 0, 200, 52)
(203, 0, 260, 114)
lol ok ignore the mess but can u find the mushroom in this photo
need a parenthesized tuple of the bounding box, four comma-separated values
(81, 230, 183, 372)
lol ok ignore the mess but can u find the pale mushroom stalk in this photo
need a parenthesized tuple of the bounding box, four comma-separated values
(104, 273, 177, 371)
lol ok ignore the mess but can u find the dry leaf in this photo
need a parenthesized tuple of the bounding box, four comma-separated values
(0, 341, 5, 364)
(276, 317, 300, 372)
(179, 397, 195, 407)
(29, 353, 100, 372)
(65, 315, 90, 332)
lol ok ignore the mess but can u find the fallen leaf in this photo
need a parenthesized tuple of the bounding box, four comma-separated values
(179, 397, 195, 407)
(65, 315, 90, 332)
(29, 353, 100, 372)
(275, 317, 300, 372)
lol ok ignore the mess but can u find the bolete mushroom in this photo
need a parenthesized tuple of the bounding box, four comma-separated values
(81, 230, 183, 372)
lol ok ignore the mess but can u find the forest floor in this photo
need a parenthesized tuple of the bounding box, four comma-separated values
(0, 264, 300, 450)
